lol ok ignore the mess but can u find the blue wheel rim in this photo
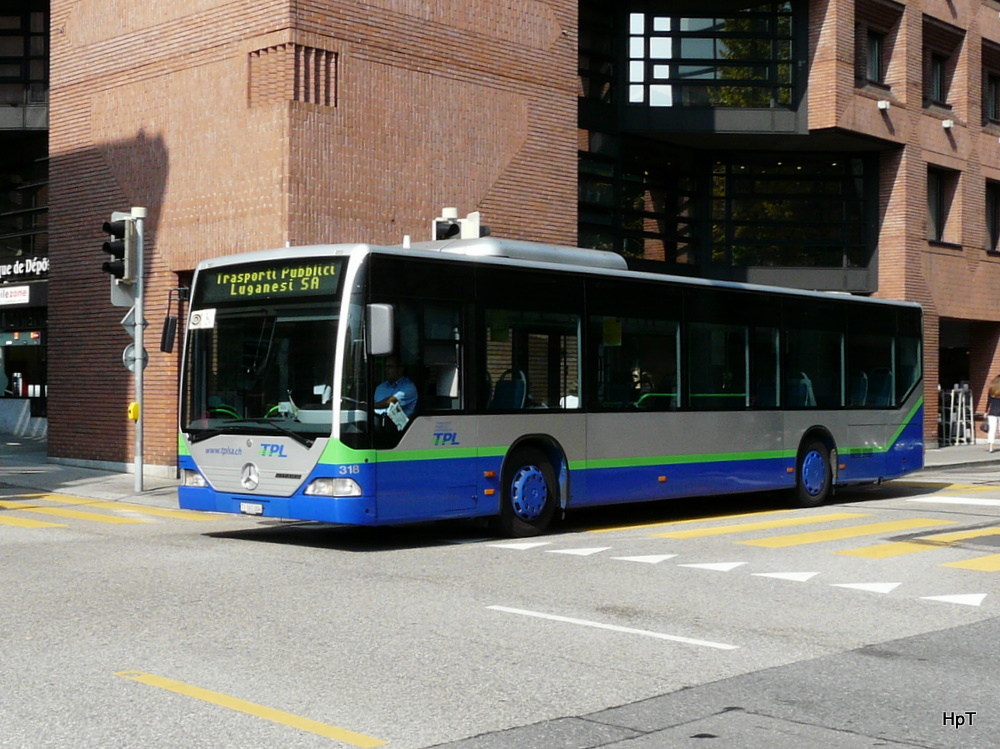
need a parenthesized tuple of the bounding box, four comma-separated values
(801, 449, 827, 496)
(511, 465, 548, 521)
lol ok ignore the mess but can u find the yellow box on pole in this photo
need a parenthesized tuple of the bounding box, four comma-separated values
(128, 402, 140, 421)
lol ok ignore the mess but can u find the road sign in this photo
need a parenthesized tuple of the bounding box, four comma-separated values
(122, 343, 148, 372)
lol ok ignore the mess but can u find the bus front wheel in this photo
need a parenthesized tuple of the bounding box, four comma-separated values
(493, 447, 558, 537)
(794, 439, 831, 507)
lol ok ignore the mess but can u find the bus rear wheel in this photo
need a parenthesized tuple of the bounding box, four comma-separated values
(794, 439, 831, 507)
(492, 447, 558, 537)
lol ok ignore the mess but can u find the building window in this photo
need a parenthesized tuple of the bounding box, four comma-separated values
(987, 181, 1000, 252)
(928, 168, 957, 244)
(986, 73, 1000, 124)
(710, 156, 869, 268)
(866, 31, 884, 84)
(627, 2, 796, 109)
(928, 54, 946, 104)
(579, 0, 616, 105)
(923, 18, 963, 108)
(0, 9, 47, 106)
(578, 136, 699, 262)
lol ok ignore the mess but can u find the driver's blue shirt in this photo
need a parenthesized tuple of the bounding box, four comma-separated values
(374, 376, 418, 416)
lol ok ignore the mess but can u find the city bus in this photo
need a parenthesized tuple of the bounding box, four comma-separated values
(176, 235, 923, 536)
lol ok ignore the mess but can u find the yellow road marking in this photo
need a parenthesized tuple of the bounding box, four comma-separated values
(0, 515, 65, 528)
(740, 518, 955, 548)
(894, 481, 999, 493)
(115, 671, 386, 747)
(838, 541, 939, 559)
(0, 499, 144, 524)
(20, 493, 216, 521)
(651, 513, 868, 539)
(587, 509, 791, 534)
(942, 554, 1000, 572)
(840, 527, 1000, 558)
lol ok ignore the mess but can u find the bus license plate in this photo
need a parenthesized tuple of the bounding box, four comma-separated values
(240, 502, 264, 516)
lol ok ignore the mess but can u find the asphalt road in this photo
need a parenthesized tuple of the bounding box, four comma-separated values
(1, 463, 999, 748)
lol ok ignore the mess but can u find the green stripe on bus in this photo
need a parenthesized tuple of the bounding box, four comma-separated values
(585, 449, 793, 471)
(376, 447, 481, 463)
(317, 441, 376, 465)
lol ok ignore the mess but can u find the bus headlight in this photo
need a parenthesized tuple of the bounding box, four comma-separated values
(304, 478, 362, 497)
(182, 469, 207, 488)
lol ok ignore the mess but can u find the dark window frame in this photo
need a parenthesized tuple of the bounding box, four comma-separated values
(625, 2, 798, 110)
(866, 30, 885, 84)
(987, 180, 1000, 253)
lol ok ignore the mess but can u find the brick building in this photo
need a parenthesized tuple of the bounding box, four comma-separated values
(1, 0, 997, 471)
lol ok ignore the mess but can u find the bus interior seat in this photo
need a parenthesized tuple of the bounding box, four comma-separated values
(868, 367, 893, 406)
(787, 372, 817, 407)
(635, 392, 676, 410)
(489, 369, 527, 410)
(849, 370, 868, 406)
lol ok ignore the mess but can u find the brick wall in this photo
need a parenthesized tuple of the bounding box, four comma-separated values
(48, 0, 578, 469)
(806, 0, 1000, 443)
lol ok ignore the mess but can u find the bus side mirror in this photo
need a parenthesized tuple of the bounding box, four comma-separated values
(159, 287, 189, 354)
(160, 315, 178, 353)
(367, 303, 395, 356)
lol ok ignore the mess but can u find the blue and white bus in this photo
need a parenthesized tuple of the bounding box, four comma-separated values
(176, 236, 923, 536)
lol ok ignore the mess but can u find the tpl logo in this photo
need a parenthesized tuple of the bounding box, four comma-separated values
(433, 432, 461, 446)
(260, 443, 288, 458)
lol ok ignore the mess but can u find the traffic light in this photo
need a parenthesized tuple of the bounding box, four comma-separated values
(102, 213, 135, 282)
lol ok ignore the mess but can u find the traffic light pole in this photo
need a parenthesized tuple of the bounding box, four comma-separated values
(132, 206, 146, 493)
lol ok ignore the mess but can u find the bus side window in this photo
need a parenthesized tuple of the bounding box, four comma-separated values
(592, 316, 678, 411)
(422, 304, 463, 411)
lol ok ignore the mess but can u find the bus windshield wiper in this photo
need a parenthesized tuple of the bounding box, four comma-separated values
(227, 418, 315, 447)
(187, 428, 225, 444)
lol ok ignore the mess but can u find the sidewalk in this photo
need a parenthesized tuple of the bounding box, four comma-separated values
(1, 435, 997, 507)
(0, 436, 180, 508)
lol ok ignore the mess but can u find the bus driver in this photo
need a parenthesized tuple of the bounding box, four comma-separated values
(373, 355, 418, 428)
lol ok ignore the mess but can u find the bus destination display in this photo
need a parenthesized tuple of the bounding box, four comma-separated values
(197, 258, 344, 303)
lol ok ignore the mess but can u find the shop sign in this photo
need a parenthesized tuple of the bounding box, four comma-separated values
(0, 256, 50, 281)
(0, 286, 30, 306)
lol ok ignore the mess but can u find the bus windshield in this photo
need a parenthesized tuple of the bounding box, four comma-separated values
(182, 302, 340, 443)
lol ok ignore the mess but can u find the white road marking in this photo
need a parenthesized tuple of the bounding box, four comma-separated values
(611, 554, 678, 564)
(546, 547, 611, 556)
(752, 571, 820, 582)
(678, 562, 747, 572)
(488, 541, 552, 550)
(920, 594, 987, 606)
(907, 497, 1000, 507)
(487, 606, 739, 650)
(831, 582, 901, 594)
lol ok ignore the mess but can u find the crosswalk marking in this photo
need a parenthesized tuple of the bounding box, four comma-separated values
(0, 499, 145, 524)
(0, 514, 65, 528)
(20, 493, 218, 521)
(739, 518, 954, 548)
(839, 526, 1000, 559)
(652, 512, 869, 539)
(941, 554, 1000, 572)
(838, 541, 934, 559)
